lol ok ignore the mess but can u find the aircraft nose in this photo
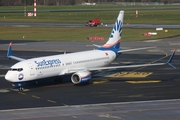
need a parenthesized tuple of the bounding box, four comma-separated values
(5, 73, 10, 81)
(5, 72, 13, 82)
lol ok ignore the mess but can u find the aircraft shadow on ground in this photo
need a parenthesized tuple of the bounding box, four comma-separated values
(19, 74, 93, 89)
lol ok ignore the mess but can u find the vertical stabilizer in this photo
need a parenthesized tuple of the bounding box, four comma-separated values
(101, 10, 124, 50)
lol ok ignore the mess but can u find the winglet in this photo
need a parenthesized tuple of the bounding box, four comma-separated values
(167, 49, 176, 68)
(7, 42, 12, 57)
(6, 42, 25, 61)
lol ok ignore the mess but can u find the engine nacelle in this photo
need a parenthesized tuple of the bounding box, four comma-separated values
(71, 71, 91, 84)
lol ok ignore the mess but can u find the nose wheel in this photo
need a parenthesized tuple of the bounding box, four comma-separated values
(19, 87, 24, 91)
(12, 82, 24, 91)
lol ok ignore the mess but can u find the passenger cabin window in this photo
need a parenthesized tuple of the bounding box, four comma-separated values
(9, 68, 23, 72)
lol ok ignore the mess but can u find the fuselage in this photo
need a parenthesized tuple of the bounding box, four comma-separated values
(5, 49, 116, 83)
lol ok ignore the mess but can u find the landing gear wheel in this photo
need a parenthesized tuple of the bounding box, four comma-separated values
(19, 87, 24, 91)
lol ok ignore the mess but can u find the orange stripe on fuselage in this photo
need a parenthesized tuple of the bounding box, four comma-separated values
(102, 40, 120, 48)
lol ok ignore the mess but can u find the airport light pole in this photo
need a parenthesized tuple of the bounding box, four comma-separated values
(34, 0, 37, 17)
(24, 0, 26, 16)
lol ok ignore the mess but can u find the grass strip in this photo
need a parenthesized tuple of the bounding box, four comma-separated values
(0, 26, 179, 41)
(0, 6, 180, 24)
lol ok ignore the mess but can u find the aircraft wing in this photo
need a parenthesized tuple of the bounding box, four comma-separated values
(88, 62, 165, 71)
(7, 42, 26, 61)
(65, 49, 176, 74)
(88, 49, 176, 71)
(118, 46, 157, 53)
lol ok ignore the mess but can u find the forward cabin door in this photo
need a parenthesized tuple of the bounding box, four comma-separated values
(28, 63, 35, 76)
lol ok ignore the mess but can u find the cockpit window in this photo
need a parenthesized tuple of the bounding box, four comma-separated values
(9, 68, 23, 72)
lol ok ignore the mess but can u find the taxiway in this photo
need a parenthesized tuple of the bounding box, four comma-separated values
(0, 36, 179, 119)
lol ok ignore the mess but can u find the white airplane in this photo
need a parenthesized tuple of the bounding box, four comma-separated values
(5, 11, 176, 91)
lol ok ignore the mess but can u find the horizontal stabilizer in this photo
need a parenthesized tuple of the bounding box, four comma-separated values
(93, 44, 101, 48)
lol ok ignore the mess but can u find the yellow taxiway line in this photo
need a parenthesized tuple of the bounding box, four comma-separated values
(93, 79, 108, 84)
(126, 80, 161, 84)
(107, 72, 153, 78)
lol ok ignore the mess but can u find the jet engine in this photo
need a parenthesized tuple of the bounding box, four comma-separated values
(71, 71, 91, 84)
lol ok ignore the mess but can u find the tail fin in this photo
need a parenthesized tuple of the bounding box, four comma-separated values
(101, 10, 124, 50)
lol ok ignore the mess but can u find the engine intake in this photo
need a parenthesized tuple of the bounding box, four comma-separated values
(71, 71, 91, 84)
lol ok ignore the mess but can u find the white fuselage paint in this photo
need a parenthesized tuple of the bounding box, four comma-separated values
(5, 50, 116, 82)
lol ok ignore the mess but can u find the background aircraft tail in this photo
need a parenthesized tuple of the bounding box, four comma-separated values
(100, 10, 124, 50)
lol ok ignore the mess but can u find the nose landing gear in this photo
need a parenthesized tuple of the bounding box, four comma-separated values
(12, 82, 24, 91)
(19, 87, 24, 91)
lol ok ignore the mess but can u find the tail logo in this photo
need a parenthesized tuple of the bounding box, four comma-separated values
(110, 20, 122, 38)
(99, 11, 124, 50)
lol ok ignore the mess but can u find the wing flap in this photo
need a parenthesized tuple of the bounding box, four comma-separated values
(118, 46, 156, 53)
(88, 63, 165, 71)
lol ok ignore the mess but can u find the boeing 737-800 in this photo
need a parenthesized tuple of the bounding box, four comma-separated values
(5, 11, 176, 91)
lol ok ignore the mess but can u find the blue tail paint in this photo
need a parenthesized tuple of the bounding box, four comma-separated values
(99, 11, 124, 52)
